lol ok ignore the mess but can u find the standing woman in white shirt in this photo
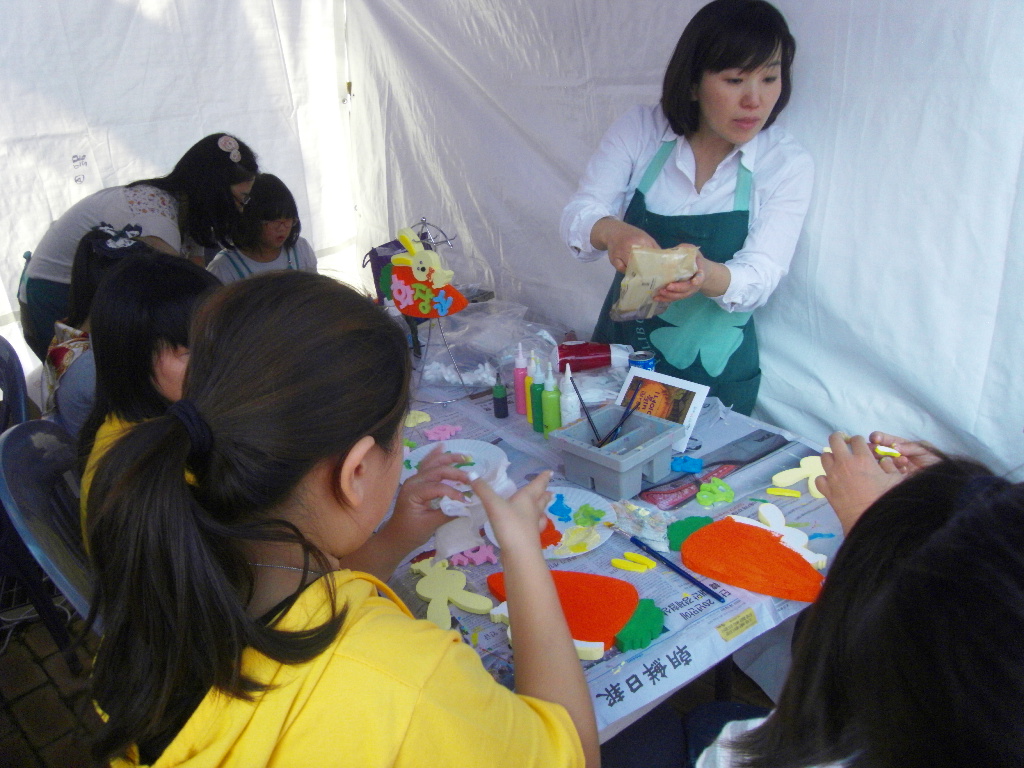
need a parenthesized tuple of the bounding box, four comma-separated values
(22, 133, 259, 360)
(207, 173, 318, 284)
(560, 0, 813, 414)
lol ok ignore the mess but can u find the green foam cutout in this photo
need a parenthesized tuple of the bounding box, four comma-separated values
(667, 516, 713, 551)
(615, 599, 664, 652)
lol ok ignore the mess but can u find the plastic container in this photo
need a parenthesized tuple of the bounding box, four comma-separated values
(554, 341, 631, 372)
(549, 404, 687, 500)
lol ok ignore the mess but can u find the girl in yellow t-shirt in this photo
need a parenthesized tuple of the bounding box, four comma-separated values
(85, 272, 599, 768)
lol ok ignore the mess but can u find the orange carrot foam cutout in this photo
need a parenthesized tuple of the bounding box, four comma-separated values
(681, 517, 823, 603)
(487, 570, 639, 651)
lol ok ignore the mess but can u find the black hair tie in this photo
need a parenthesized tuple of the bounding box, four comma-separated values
(167, 399, 214, 464)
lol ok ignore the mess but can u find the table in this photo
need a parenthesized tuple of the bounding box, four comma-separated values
(388, 392, 842, 740)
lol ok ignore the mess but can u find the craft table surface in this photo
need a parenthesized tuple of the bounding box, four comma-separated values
(389, 390, 842, 741)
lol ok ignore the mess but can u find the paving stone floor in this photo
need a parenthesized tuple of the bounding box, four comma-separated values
(1, 617, 102, 768)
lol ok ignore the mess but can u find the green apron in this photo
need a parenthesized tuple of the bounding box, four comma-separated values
(592, 140, 760, 414)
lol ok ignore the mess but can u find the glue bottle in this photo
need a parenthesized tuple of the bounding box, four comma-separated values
(541, 364, 562, 437)
(530, 364, 545, 434)
(492, 371, 509, 419)
(559, 363, 581, 425)
(524, 353, 538, 424)
(513, 342, 528, 416)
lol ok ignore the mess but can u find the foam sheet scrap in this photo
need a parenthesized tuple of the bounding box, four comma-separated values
(424, 424, 462, 441)
(405, 410, 431, 428)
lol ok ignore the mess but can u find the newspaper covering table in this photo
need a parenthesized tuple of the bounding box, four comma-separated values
(389, 392, 842, 737)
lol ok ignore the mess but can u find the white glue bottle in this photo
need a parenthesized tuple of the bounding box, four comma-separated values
(559, 363, 582, 425)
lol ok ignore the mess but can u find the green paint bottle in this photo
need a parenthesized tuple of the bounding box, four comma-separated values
(530, 376, 545, 434)
(541, 363, 562, 437)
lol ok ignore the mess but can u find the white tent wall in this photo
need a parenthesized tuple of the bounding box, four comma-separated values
(0, 0, 358, 390)
(347, 0, 1024, 474)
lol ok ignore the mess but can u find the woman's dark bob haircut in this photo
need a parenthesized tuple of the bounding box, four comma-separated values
(662, 0, 795, 136)
(232, 173, 301, 252)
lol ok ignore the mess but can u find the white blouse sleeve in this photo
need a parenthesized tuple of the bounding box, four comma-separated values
(559, 107, 657, 262)
(716, 148, 814, 313)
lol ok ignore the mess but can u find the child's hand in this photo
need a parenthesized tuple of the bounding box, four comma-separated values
(472, 471, 552, 556)
(817, 433, 905, 534)
(868, 431, 941, 475)
(382, 445, 470, 552)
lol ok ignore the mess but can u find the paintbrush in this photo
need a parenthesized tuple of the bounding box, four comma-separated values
(569, 375, 602, 444)
(614, 528, 726, 603)
(596, 386, 640, 448)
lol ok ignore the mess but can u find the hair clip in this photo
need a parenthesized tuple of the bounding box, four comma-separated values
(217, 135, 242, 163)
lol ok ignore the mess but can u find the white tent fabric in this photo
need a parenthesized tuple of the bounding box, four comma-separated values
(348, 0, 1024, 475)
(0, 0, 359, 381)
(0, 1, 1020, 477)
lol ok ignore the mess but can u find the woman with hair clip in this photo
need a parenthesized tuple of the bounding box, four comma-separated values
(22, 132, 259, 360)
(687, 438, 1024, 768)
(78, 251, 222, 527)
(207, 173, 317, 283)
(85, 272, 599, 767)
(560, 0, 813, 415)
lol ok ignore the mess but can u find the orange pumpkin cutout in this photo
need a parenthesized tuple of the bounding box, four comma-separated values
(632, 380, 674, 419)
(487, 570, 639, 651)
(681, 517, 823, 603)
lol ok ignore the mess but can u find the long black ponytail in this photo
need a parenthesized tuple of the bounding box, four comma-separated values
(87, 272, 411, 763)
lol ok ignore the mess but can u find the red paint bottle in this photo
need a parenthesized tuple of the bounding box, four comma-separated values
(555, 341, 631, 372)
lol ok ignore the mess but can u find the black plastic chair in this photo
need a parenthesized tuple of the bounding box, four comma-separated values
(0, 418, 91, 674)
(0, 334, 29, 429)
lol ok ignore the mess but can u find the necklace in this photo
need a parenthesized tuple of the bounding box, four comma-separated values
(250, 562, 325, 577)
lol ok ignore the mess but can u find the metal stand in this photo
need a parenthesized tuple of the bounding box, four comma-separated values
(412, 316, 483, 405)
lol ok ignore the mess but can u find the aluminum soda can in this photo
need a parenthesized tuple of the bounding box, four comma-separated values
(628, 350, 657, 371)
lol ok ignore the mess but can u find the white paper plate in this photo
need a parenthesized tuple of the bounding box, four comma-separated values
(401, 439, 508, 484)
(485, 485, 618, 560)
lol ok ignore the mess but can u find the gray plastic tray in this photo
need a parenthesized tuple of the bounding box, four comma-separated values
(549, 404, 687, 500)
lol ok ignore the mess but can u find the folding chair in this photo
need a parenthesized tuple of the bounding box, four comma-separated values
(0, 418, 91, 674)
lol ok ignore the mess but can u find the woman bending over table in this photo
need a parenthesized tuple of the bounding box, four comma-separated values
(560, 0, 813, 415)
(22, 133, 258, 360)
(84, 272, 598, 767)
